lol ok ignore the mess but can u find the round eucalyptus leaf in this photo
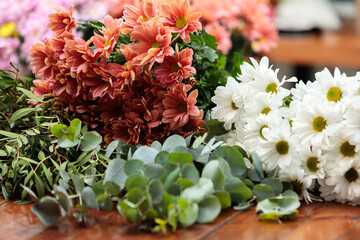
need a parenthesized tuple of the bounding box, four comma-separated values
(148, 179, 164, 204)
(151, 141, 162, 151)
(214, 190, 231, 209)
(225, 177, 252, 204)
(53, 185, 73, 215)
(253, 184, 275, 202)
(261, 178, 283, 195)
(104, 159, 126, 190)
(155, 151, 169, 164)
(58, 138, 79, 148)
(104, 181, 121, 196)
(256, 196, 300, 221)
(132, 146, 159, 164)
(145, 209, 158, 220)
(81, 186, 99, 210)
(144, 163, 166, 180)
(177, 178, 195, 189)
(125, 160, 144, 176)
(167, 183, 181, 196)
(168, 152, 193, 165)
(181, 163, 200, 184)
(80, 131, 102, 152)
(202, 160, 225, 189)
(125, 209, 140, 223)
(197, 195, 221, 223)
(100, 196, 114, 211)
(50, 124, 67, 139)
(125, 175, 148, 190)
(92, 182, 105, 196)
(211, 146, 247, 177)
(247, 168, 262, 182)
(31, 197, 61, 227)
(181, 178, 214, 203)
(178, 198, 198, 227)
(162, 135, 187, 152)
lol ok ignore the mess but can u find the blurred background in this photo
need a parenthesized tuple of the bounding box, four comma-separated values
(268, 0, 360, 87)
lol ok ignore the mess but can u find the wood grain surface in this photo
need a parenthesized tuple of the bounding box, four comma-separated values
(1, 197, 360, 240)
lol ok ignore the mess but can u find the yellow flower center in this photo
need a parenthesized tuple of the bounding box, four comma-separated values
(231, 101, 238, 110)
(265, 82, 278, 94)
(177, 101, 188, 113)
(276, 140, 289, 155)
(152, 41, 161, 48)
(104, 37, 111, 47)
(176, 16, 188, 29)
(344, 167, 359, 183)
(340, 141, 356, 157)
(327, 87, 342, 102)
(306, 157, 319, 172)
(312, 116, 327, 132)
(0, 21, 19, 38)
(261, 107, 271, 115)
(170, 63, 181, 73)
(259, 125, 268, 140)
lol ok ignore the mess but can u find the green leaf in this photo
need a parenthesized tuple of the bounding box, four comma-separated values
(177, 178, 194, 189)
(144, 163, 166, 180)
(9, 107, 35, 124)
(35, 174, 45, 198)
(181, 164, 199, 184)
(197, 195, 221, 223)
(211, 146, 247, 177)
(256, 196, 300, 222)
(0, 130, 20, 139)
(224, 177, 252, 204)
(42, 164, 53, 186)
(50, 124, 67, 139)
(58, 138, 79, 148)
(31, 197, 61, 227)
(253, 184, 275, 202)
(125, 175, 148, 191)
(205, 119, 229, 136)
(178, 198, 198, 227)
(283, 190, 299, 201)
(17, 87, 42, 102)
(233, 202, 251, 210)
(247, 168, 262, 182)
(53, 185, 73, 215)
(148, 179, 164, 204)
(65, 126, 76, 142)
(104, 159, 126, 189)
(155, 151, 169, 164)
(162, 135, 187, 152)
(81, 187, 99, 210)
(230, 52, 244, 77)
(167, 152, 193, 166)
(104, 181, 121, 196)
(261, 178, 283, 195)
(92, 182, 105, 196)
(84, 168, 96, 186)
(80, 131, 102, 152)
(71, 174, 84, 193)
(214, 190, 231, 209)
(181, 178, 214, 203)
(132, 146, 159, 164)
(202, 160, 225, 189)
(125, 160, 144, 176)
(251, 152, 264, 178)
(20, 184, 39, 202)
(100, 197, 114, 211)
(105, 140, 119, 158)
(70, 118, 82, 138)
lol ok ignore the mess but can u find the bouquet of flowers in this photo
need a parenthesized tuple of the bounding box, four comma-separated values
(211, 56, 360, 205)
(29, 0, 209, 145)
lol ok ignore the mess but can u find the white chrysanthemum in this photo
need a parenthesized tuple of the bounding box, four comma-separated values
(291, 80, 317, 102)
(243, 112, 283, 153)
(318, 178, 337, 202)
(299, 144, 326, 180)
(309, 67, 348, 105)
(278, 166, 313, 203)
(237, 56, 271, 83)
(257, 120, 299, 171)
(291, 96, 343, 147)
(243, 92, 285, 121)
(226, 128, 245, 149)
(248, 69, 296, 100)
(324, 159, 360, 204)
(343, 105, 360, 143)
(342, 73, 360, 109)
(324, 129, 359, 170)
(211, 77, 244, 130)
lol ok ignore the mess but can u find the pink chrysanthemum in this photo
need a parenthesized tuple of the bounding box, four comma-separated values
(126, 20, 174, 67)
(153, 45, 196, 88)
(47, 5, 76, 35)
(159, 0, 202, 43)
(30, 39, 57, 79)
(162, 83, 201, 130)
(120, 0, 159, 35)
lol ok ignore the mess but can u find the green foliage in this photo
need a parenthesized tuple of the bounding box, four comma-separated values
(20, 131, 301, 231)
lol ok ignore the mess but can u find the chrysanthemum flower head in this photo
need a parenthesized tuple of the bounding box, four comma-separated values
(121, 0, 159, 34)
(30, 39, 57, 79)
(127, 20, 174, 67)
(162, 83, 202, 130)
(47, 5, 76, 35)
(159, 0, 202, 43)
(153, 45, 196, 88)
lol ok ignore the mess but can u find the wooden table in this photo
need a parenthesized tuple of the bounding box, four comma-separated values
(1, 196, 360, 240)
(267, 29, 360, 69)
